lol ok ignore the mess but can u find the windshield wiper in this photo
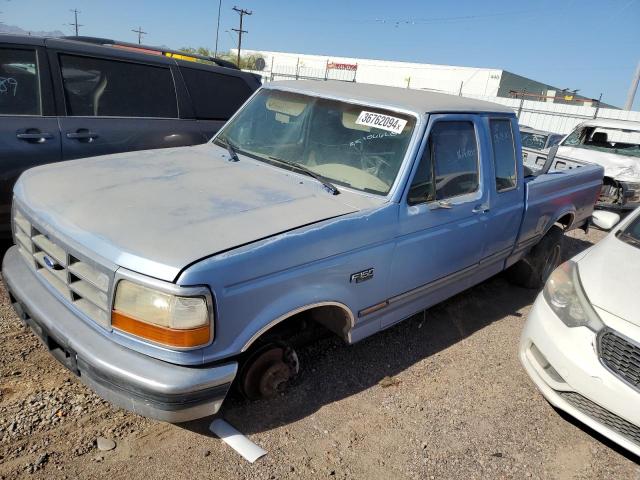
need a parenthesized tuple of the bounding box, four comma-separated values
(267, 156, 340, 195)
(225, 139, 240, 162)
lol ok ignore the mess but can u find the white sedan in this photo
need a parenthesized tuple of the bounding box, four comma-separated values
(520, 208, 640, 457)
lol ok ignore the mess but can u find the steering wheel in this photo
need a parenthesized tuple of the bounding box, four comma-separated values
(361, 154, 392, 176)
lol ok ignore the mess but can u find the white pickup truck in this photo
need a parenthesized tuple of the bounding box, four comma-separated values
(539, 119, 640, 211)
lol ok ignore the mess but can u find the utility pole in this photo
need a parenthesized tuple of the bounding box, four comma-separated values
(214, 0, 222, 58)
(232, 6, 251, 68)
(67, 9, 83, 36)
(624, 60, 640, 111)
(131, 26, 147, 44)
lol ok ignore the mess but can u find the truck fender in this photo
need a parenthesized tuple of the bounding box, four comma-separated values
(237, 289, 356, 353)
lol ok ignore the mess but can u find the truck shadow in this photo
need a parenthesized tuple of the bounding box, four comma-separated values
(182, 232, 598, 437)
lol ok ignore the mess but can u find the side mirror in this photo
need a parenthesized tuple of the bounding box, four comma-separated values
(591, 210, 620, 230)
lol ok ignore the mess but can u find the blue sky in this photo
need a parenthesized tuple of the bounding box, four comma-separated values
(2, 0, 639, 108)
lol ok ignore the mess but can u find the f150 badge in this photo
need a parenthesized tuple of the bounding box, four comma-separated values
(350, 268, 374, 284)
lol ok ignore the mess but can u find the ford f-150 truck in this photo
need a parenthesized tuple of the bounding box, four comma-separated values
(2, 81, 604, 422)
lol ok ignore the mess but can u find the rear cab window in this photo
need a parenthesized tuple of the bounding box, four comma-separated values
(179, 66, 254, 120)
(59, 54, 178, 118)
(490, 119, 517, 191)
(0, 47, 41, 116)
(408, 121, 479, 204)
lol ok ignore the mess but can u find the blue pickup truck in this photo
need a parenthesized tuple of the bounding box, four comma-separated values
(2, 81, 603, 422)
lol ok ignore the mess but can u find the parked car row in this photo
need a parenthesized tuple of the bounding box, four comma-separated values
(1, 34, 637, 461)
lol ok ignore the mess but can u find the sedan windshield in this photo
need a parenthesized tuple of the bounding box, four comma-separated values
(619, 214, 640, 249)
(214, 89, 417, 195)
(562, 126, 640, 158)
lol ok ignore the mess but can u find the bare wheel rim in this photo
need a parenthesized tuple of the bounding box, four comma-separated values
(239, 344, 299, 400)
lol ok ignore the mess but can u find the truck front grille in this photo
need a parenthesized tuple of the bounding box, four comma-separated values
(599, 330, 640, 392)
(13, 208, 112, 328)
(559, 391, 640, 447)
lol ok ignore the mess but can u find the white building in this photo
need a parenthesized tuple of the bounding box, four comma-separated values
(237, 49, 606, 106)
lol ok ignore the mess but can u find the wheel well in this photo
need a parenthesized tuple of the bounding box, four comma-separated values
(555, 212, 574, 230)
(241, 304, 354, 352)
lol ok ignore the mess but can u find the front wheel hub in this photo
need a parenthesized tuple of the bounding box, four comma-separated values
(239, 343, 300, 400)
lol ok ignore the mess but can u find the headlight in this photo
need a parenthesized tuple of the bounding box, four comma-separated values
(543, 261, 603, 332)
(112, 280, 212, 348)
(622, 182, 640, 204)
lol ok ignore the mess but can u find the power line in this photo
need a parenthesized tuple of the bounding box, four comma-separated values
(66, 9, 83, 36)
(232, 6, 251, 67)
(131, 26, 147, 44)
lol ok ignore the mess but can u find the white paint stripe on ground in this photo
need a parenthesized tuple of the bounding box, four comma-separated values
(209, 419, 267, 463)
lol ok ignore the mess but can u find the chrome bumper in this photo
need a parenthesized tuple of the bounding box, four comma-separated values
(2, 246, 237, 423)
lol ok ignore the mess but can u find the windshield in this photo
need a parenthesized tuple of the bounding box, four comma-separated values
(520, 131, 548, 150)
(619, 214, 640, 249)
(562, 126, 640, 158)
(214, 89, 417, 195)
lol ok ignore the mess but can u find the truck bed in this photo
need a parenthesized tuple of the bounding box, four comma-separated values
(517, 164, 604, 250)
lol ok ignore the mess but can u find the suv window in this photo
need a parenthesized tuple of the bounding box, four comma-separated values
(179, 67, 253, 120)
(490, 119, 517, 191)
(60, 55, 178, 118)
(408, 121, 479, 203)
(0, 48, 41, 115)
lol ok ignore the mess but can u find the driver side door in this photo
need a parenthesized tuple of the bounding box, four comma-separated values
(384, 115, 489, 327)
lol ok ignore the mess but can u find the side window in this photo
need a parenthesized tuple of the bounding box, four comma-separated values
(0, 48, 41, 115)
(59, 55, 178, 118)
(490, 119, 517, 191)
(432, 121, 479, 200)
(180, 67, 253, 120)
(408, 144, 435, 205)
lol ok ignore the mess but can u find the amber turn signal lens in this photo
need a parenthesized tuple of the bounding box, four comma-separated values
(112, 310, 210, 348)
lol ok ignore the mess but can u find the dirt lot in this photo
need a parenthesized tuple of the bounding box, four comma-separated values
(1, 228, 639, 479)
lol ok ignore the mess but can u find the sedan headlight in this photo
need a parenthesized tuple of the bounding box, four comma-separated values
(112, 280, 212, 348)
(543, 261, 603, 332)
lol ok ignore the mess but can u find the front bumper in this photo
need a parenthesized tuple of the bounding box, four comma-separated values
(2, 246, 237, 423)
(520, 293, 640, 458)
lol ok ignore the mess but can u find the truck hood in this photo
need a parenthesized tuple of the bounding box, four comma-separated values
(15, 144, 368, 282)
(578, 233, 640, 326)
(557, 146, 640, 182)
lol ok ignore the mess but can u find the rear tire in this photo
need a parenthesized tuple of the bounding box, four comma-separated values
(507, 225, 563, 289)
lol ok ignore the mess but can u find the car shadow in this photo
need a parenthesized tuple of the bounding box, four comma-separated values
(181, 233, 597, 437)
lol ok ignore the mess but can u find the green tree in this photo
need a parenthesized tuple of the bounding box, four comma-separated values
(179, 46, 263, 69)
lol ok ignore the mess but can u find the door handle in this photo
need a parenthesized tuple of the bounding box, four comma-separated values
(16, 132, 53, 143)
(472, 204, 490, 214)
(66, 131, 99, 141)
(429, 200, 453, 210)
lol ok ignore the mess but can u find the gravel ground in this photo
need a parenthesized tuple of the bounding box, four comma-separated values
(1, 228, 639, 479)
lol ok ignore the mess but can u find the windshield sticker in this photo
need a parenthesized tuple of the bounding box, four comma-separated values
(355, 111, 407, 134)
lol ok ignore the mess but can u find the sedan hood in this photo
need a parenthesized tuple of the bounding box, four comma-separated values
(15, 144, 365, 281)
(557, 146, 640, 182)
(578, 233, 640, 326)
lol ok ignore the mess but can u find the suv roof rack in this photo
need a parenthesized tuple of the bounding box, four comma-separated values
(60, 36, 239, 70)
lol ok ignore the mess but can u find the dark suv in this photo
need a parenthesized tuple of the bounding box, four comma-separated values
(0, 35, 260, 236)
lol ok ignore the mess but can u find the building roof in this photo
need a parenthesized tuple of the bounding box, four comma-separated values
(264, 80, 514, 115)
